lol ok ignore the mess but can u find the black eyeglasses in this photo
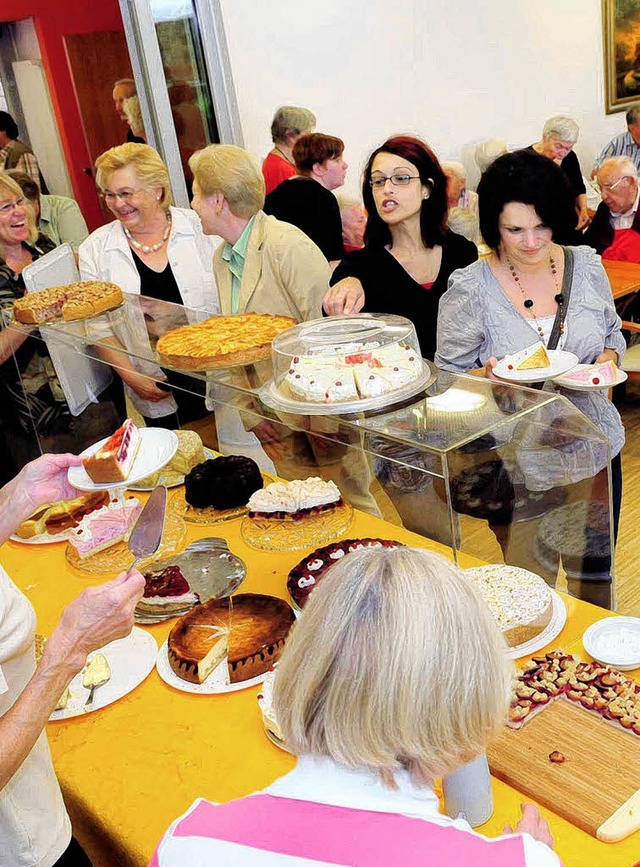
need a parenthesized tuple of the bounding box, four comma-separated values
(369, 173, 421, 189)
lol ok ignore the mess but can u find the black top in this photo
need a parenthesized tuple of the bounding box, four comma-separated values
(131, 251, 182, 304)
(264, 177, 344, 261)
(330, 230, 478, 360)
(525, 145, 586, 198)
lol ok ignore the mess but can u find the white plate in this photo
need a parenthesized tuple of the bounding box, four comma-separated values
(68, 428, 179, 492)
(508, 591, 567, 660)
(493, 350, 578, 384)
(552, 364, 628, 391)
(49, 627, 157, 720)
(10, 528, 74, 545)
(156, 639, 267, 694)
(582, 616, 640, 670)
(128, 447, 216, 492)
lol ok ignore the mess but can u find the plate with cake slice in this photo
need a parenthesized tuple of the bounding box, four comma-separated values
(493, 342, 578, 384)
(156, 593, 295, 694)
(68, 421, 178, 492)
(10, 491, 110, 544)
(552, 361, 627, 391)
(49, 627, 157, 720)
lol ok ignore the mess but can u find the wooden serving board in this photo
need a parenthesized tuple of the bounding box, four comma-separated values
(487, 700, 640, 841)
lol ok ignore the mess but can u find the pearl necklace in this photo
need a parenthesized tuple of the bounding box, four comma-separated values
(124, 215, 171, 254)
(506, 254, 565, 340)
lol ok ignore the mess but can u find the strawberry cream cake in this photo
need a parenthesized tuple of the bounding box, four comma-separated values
(68, 496, 142, 559)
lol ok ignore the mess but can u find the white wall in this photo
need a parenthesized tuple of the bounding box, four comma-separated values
(218, 0, 625, 195)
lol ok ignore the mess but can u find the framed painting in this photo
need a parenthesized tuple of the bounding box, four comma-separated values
(603, 0, 640, 113)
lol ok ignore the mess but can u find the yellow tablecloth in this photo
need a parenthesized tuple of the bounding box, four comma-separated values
(0, 498, 632, 867)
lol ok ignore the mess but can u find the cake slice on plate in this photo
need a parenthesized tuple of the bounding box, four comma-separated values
(560, 360, 618, 386)
(505, 341, 550, 371)
(83, 419, 142, 484)
(136, 565, 199, 617)
(68, 496, 142, 559)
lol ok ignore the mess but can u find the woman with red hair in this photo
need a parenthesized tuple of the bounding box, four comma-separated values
(323, 135, 476, 360)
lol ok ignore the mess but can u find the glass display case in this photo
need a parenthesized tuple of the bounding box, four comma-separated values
(7, 292, 616, 606)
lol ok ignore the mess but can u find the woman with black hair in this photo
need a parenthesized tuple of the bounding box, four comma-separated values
(436, 149, 625, 608)
(323, 135, 476, 360)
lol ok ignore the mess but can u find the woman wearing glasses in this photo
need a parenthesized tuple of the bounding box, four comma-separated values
(323, 135, 476, 360)
(79, 143, 220, 427)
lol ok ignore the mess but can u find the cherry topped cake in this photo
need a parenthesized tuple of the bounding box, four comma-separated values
(168, 593, 295, 684)
(136, 564, 199, 618)
(185, 455, 263, 510)
(83, 419, 141, 484)
(287, 538, 403, 608)
(247, 477, 342, 521)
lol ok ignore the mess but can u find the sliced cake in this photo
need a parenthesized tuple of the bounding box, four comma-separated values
(83, 419, 142, 484)
(68, 496, 142, 559)
(504, 341, 550, 371)
(136, 564, 199, 618)
(168, 593, 295, 684)
(560, 360, 618, 387)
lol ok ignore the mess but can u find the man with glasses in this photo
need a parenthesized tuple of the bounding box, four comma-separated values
(584, 156, 640, 261)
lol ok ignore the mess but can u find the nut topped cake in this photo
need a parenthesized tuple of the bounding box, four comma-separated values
(464, 564, 553, 648)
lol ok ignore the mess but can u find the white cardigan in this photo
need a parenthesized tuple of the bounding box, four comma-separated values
(79, 208, 220, 417)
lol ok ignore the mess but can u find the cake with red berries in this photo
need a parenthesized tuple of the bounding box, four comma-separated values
(560, 360, 618, 387)
(136, 564, 199, 618)
(83, 419, 141, 484)
(247, 477, 342, 521)
(287, 538, 404, 609)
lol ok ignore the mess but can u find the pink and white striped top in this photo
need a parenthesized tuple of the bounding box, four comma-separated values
(151, 758, 562, 866)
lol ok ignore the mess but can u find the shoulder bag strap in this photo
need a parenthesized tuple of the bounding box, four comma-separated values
(547, 246, 574, 351)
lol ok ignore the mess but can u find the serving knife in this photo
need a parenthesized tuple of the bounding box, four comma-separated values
(126, 485, 167, 574)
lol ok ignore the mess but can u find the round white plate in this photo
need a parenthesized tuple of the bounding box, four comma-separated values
(508, 591, 567, 660)
(49, 627, 157, 720)
(10, 528, 74, 545)
(552, 364, 628, 391)
(582, 616, 640, 670)
(128, 447, 216, 493)
(68, 428, 179, 492)
(156, 639, 266, 694)
(493, 350, 578, 384)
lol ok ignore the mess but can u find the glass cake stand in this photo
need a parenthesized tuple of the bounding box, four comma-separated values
(240, 501, 353, 551)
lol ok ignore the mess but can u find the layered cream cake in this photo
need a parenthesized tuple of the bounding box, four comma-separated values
(504, 341, 550, 371)
(247, 477, 342, 520)
(284, 342, 422, 403)
(83, 419, 142, 484)
(464, 564, 553, 647)
(560, 360, 618, 387)
(168, 593, 295, 684)
(68, 496, 142, 559)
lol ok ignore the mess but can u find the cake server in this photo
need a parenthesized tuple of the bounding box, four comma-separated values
(126, 485, 167, 574)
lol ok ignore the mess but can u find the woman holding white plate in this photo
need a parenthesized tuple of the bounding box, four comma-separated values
(435, 150, 625, 608)
(0, 452, 144, 866)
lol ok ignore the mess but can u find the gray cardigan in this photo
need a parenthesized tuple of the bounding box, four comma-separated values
(435, 246, 625, 461)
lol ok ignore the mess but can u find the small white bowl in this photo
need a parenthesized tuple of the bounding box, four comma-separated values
(582, 617, 640, 670)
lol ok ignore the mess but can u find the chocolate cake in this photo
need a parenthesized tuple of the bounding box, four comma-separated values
(184, 455, 263, 510)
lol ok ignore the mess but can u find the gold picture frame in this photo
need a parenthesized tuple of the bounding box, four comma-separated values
(603, 0, 640, 113)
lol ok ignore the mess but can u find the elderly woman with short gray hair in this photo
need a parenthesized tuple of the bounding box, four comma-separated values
(262, 105, 316, 194)
(528, 115, 589, 229)
(152, 545, 561, 866)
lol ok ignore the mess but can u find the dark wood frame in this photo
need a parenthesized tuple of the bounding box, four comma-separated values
(603, 0, 640, 114)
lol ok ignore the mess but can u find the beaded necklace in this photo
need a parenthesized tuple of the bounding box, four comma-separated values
(505, 254, 565, 340)
(124, 213, 171, 254)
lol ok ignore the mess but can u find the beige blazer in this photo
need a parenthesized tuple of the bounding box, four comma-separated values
(214, 210, 330, 320)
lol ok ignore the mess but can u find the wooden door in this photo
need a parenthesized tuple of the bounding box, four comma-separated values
(64, 31, 135, 221)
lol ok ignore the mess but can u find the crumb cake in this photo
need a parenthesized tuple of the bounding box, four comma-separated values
(168, 593, 295, 684)
(83, 419, 141, 484)
(185, 455, 263, 510)
(137, 564, 199, 617)
(136, 430, 205, 488)
(464, 564, 553, 647)
(13, 281, 123, 324)
(287, 538, 403, 608)
(247, 477, 342, 520)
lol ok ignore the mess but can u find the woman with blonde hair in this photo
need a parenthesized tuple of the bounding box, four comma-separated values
(152, 546, 560, 866)
(79, 142, 220, 427)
